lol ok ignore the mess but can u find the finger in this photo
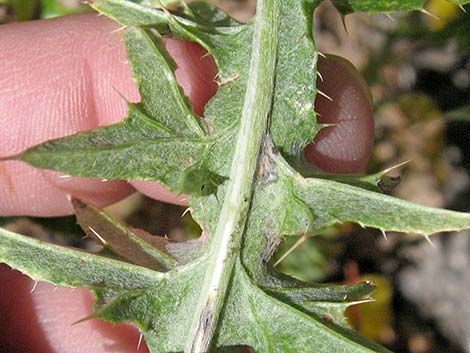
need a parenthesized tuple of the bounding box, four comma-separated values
(0, 162, 133, 217)
(0, 14, 137, 216)
(129, 181, 189, 206)
(0, 14, 217, 216)
(0, 265, 148, 353)
(305, 55, 375, 173)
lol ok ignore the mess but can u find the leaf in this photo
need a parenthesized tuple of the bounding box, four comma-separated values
(11, 0, 39, 21)
(0, 227, 162, 290)
(2, 1, 470, 352)
(293, 174, 470, 235)
(304, 161, 408, 193)
(449, 0, 470, 5)
(446, 106, 470, 121)
(214, 266, 389, 353)
(73, 197, 202, 266)
(332, 0, 470, 14)
(40, 0, 88, 18)
(72, 198, 178, 271)
(331, 0, 426, 13)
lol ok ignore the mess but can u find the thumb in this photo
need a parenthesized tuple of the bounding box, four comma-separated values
(0, 13, 217, 216)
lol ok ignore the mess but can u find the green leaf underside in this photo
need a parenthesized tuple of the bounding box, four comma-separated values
(331, 0, 470, 14)
(294, 174, 470, 235)
(2, 1, 470, 352)
(0, 227, 161, 290)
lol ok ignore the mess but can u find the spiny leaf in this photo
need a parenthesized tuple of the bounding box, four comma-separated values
(73, 198, 178, 271)
(331, 0, 470, 14)
(73, 197, 203, 266)
(264, 281, 376, 309)
(89, 259, 387, 352)
(331, 0, 427, 13)
(305, 161, 407, 193)
(292, 172, 470, 236)
(0, 227, 162, 289)
(1, 1, 470, 352)
(215, 266, 389, 353)
(449, 0, 470, 5)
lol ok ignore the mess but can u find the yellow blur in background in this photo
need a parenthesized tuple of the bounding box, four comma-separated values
(426, 0, 459, 30)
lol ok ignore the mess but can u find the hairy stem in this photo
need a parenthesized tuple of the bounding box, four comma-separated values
(184, 0, 280, 352)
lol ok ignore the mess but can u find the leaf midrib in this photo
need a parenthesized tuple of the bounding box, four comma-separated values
(185, 0, 281, 351)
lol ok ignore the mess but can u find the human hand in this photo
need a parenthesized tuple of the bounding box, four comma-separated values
(0, 13, 374, 353)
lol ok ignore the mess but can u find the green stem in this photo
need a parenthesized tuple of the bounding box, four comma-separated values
(184, 0, 280, 352)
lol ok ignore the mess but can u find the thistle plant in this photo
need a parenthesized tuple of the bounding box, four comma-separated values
(1, 1, 469, 352)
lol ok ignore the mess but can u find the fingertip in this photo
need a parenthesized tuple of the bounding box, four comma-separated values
(42, 170, 135, 210)
(165, 39, 218, 116)
(0, 161, 74, 216)
(0, 264, 53, 353)
(31, 284, 149, 353)
(130, 181, 189, 206)
(0, 161, 135, 217)
(0, 265, 149, 353)
(305, 55, 374, 174)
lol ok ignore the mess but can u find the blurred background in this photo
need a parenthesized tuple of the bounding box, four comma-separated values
(0, 1, 469, 352)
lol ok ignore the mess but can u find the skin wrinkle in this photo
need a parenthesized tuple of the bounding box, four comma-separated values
(0, 162, 16, 194)
(32, 57, 93, 148)
(84, 57, 100, 129)
(325, 88, 358, 161)
(1, 54, 92, 154)
(82, 21, 137, 126)
(0, 162, 72, 215)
